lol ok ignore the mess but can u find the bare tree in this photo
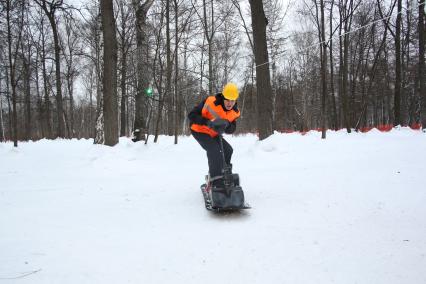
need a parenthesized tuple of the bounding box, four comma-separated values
(0, 54, 5, 142)
(22, 10, 33, 141)
(6, 0, 25, 146)
(339, 0, 358, 133)
(249, 0, 273, 140)
(62, 13, 82, 138)
(395, 0, 402, 126)
(100, 0, 119, 146)
(34, 0, 66, 138)
(215, 0, 242, 88)
(201, 0, 215, 95)
(36, 10, 53, 139)
(319, 0, 328, 138)
(264, 0, 288, 130)
(328, 0, 338, 130)
(419, 0, 426, 129)
(377, 0, 402, 126)
(116, 0, 134, 137)
(152, 1, 166, 143)
(174, 0, 180, 144)
(132, 0, 154, 142)
(81, 1, 103, 140)
(166, 0, 173, 135)
(173, 0, 195, 143)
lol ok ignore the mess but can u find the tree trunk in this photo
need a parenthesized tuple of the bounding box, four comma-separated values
(401, 0, 410, 126)
(119, 3, 128, 137)
(0, 73, 4, 141)
(419, 0, 426, 129)
(95, 15, 102, 140)
(174, 0, 179, 144)
(6, 0, 24, 147)
(329, 0, 338, 130)
(68, 72, 75, 138)
(200, 38, 205, 95)
(394, 0, 402, 126)
(166, 0, 173, 135)
(34, 50, 44, 139)
(101, 0, 119, 146)
(153, 8, 165, 143)
(40, 17, 52, 139)
(319, 0, 327, 139)
(133, 0, 154, 141)
(249, 0, 273, 140)
(48, 13, 65, 138)
(5, 67, 12, 140)
(65, 49, 75, 138)
(23, 49, 32, 140)
(120, 52, 127, 137)
(202, 0, 215, 96)
(341, 4, 351, 133)
(153, 73, 164, 142)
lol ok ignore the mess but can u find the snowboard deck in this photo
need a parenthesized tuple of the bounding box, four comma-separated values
(201, 184, 250, 212)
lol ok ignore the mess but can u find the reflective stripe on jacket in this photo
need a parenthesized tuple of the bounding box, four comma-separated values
(191, 96, 240, 137)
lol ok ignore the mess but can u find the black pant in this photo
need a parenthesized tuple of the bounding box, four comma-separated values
(191, 131, 233, 178)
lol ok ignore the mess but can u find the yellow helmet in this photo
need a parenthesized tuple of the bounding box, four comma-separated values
(222, 83, 239, 100)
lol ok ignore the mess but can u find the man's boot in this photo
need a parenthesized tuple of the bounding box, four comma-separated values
(211, 176, 225, 188)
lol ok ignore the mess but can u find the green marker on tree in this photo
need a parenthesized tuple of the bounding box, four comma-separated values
(145, 87, 153, 97)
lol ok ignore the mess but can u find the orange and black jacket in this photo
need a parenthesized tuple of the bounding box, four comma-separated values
(188, 94, 240, 137)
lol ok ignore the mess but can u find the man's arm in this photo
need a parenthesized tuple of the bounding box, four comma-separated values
(225, 121, 236, 134)
(188, 98, 209, 125)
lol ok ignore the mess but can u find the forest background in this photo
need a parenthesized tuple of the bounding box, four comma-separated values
(1, 0, 425, 146)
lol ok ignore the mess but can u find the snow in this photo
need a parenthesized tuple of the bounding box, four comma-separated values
(1, 128, 426, 283)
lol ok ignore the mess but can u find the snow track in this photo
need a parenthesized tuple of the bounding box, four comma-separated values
(1, 129, 426, 283)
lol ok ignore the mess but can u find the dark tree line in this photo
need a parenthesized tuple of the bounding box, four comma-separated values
(0, 0, 425, 147)
(272, 0, 426, 135)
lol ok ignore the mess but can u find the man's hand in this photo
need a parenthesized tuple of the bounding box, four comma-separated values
(207, 119, 229, 134)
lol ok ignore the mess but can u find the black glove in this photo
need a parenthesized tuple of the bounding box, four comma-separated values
(207, 119, 229, 134)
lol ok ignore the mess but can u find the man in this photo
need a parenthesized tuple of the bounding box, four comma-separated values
(188, 83, 240, 188)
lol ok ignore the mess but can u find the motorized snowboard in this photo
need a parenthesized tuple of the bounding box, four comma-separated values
(200, 173, 250, 212)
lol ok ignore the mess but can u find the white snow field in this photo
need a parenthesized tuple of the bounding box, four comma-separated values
(1, 128, 426, 283)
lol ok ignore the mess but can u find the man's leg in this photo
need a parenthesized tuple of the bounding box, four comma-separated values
(191, 131, 223, 178)
(221, 137, 233, 166)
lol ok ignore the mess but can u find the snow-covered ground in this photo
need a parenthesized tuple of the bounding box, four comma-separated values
(1, 128, 426, 283)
